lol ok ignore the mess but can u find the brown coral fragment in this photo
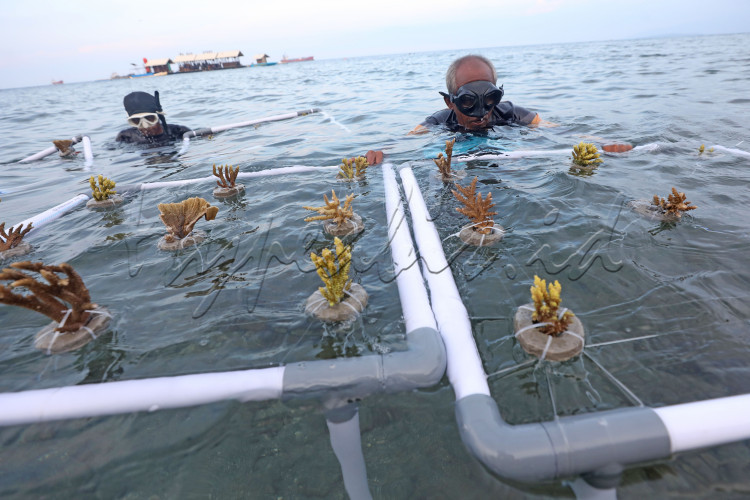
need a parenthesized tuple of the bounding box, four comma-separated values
(0, 261, 94, 333)
(213, 164, 239, 188)
(0, 222, 33, 251)
(452, 176, 498, 234)
(434, 138, 456, 180)
(52, 139, 76, 157)
(303, 190, 355, 227)
(158, 197, 219, 243)
(652, 187, 697, 218)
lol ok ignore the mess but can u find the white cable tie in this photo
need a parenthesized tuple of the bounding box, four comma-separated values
(58, 308, 72, 329)
(46, 331, 61, 356)
(342, 288, 364, 310)
(514, 322, 552, 338)
(539, 336, 553, 361)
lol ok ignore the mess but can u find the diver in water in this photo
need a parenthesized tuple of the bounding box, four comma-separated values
(411, 54, 541, 134)
(116, 91, 191, 145)
(409, 54, 632, 152)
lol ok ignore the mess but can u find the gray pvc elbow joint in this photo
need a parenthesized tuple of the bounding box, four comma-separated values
(455, 394, 671, 485)
(282, 327, 446, 403)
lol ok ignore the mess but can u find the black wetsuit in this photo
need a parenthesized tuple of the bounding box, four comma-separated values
(421, 101, 537, 132)
(115, 124, 192, 145)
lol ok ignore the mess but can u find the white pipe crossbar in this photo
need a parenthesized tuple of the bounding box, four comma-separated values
(0, 367, 285, 426)
(399, 167, 489, 400)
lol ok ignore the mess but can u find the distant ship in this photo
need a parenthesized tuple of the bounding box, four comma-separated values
(51, 80, 63, 85)
(280, 55, 314, 64)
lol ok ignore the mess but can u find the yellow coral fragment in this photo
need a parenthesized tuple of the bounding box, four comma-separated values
(530, 275, 574, 335)
(303, 190, 355, 226)
(571, 142, 603, 167)
(89, 175, 116, 201)
(339, 157, 369, 179)
(310, 237, 352, 306)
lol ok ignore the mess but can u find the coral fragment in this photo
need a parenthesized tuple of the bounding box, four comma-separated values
(571, 142, 603, 167)
(310, 237, 352, 306)
(89, 175, 117, 201)
(213, 164, 239, 188)
(434, 138, 456, 180)
(452, 176, 498, 234)
(651, 187, 697, 218)
(0, 222, 33, 251)
(158, 197, 219, 243)
(303, 190, 355, 227)
(530, 275, 574, 335)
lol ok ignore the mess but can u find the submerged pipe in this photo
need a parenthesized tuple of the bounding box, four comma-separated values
(398, 164, 750, 487)
(0, 163, 445, 427)
(178, 108, 321, 154)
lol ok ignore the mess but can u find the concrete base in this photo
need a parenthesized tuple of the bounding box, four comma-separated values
(34, 305, 111, 354)
(157, 230, 206, 251)
(0, 241, 33, 261)
(514, 304, 585, 361)
(459, 224, 504, 247)
(305, 283, 368, 322)
(86, 195, 124, 210)
(213, 184, 245, 199)
(324, 213, 364, 237)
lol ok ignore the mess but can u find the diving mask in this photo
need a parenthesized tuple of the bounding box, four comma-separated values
(440, 81, 504, 118)
(128, 112, 161, 128)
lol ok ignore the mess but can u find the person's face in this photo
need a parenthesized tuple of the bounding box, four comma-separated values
(444, 59, 497, 130)
(128, 113, 164, 136)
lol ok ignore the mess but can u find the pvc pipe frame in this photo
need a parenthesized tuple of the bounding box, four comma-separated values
(0, 162, 446, 428)
(179, 108, 321, 154)
(398, 164, 750, 488)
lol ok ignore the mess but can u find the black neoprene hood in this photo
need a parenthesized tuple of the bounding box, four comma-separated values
(123, 91, 162, 116)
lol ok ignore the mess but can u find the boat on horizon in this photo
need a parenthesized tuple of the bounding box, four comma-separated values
(280, 55, 314, 64)
(51, 80, 63, 85)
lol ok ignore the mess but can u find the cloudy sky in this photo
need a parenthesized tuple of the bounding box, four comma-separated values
(1, 0, 748, 89)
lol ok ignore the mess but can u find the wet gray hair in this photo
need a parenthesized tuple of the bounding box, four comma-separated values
(445, 55, 497, 94)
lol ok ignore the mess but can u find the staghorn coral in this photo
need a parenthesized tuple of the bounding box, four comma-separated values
(452, 176, 498, 234)
(0, 222, 33, 251)
(89, 175, 117, 201)
(651, 187, 697, 218)
(303, 190, 355, 227)
(310, 237, 352, 306)
(213, 164, 239, 188)
(530, 275, 574, 335)
(571, 142, 603, 167)
(0, 261, 94, 333)
(339, 157, 369, 180)
(434, 138, 456, 180)
(158, 197, 219, 243)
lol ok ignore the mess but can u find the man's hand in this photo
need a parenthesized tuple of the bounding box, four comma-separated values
(601, 144, 633, 153)
(364, 150, 384, 165)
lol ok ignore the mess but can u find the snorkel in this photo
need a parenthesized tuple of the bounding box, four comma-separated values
(153, 90, 169, 132)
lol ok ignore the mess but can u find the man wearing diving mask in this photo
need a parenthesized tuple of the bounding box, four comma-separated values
(412, 54, 540, 133)
(116, 91, 191, 144)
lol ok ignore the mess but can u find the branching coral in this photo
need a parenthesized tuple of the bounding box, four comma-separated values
(0, 261, 94, 333)
(434, 138, 456, 180)
(303, 190, 355, 227)
(89, 175, 117, 201)
(571, 142, 603, 167)
(339, 157, 369, 180)
(530, 275, 574, 335)
(310, 237, 352, 306)
(651, 187, 697, 218)
(158, 197, 219, 242)
(0, 222, 33, 251)
(452, 176, 498, 234)
(213, 164, 239, 188)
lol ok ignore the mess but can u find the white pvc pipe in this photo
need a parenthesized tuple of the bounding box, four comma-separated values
(210, 111, 313, 133)
(15, 194, 89, 233)
(711, 145, 750, 159)
(0, 366, 285, 427)
(327, 412, 373, 500)
(399, 167, 489, 400)
(383, 164, 437, 333)
(456, 142, 660, 162)
(82, 135, 94, 169)
(137, 165, 341, 191)
(654, 394, 750, 453)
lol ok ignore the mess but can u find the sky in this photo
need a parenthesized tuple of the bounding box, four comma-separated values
(1, 0, 748, 89)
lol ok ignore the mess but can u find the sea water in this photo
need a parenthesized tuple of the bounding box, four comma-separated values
(1, 33, 749, 498)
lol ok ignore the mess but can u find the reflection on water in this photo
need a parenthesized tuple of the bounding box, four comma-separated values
(2, 33, 750, 498)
